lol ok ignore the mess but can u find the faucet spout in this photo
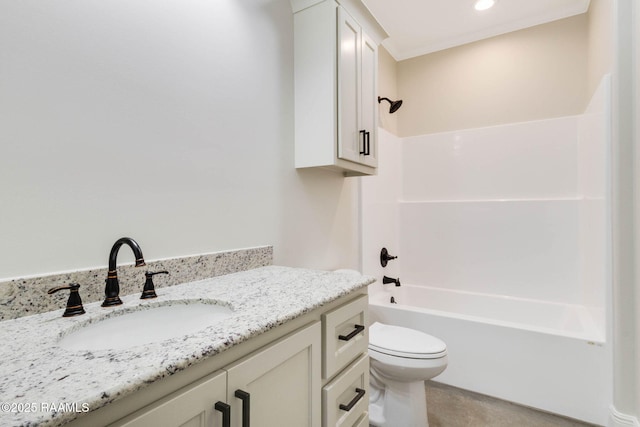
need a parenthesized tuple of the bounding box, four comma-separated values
(382, 276, 401, 287)
(102, 237, 146, 307)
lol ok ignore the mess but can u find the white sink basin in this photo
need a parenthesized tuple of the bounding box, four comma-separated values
(58, 301, 233, 352)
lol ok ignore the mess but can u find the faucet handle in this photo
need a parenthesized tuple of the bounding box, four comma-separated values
(141, 271, 169, 299)
(47, 283, 86, 317)
(380, 248, 398, 267)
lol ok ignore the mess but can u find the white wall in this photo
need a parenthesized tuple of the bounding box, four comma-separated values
(360, 128, 401, 289)
(588, 0, 614, 99)
(0, 0, 360, 281)
(377, 47, 399, 135)
(396, 13, 588, 136)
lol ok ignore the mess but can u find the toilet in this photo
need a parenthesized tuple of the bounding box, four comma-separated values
(368, 322, 448, 427)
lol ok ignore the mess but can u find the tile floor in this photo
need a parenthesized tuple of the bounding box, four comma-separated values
(425, 381, 601, 427)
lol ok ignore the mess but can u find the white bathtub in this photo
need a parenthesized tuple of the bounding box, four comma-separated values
(368, 284, 610, 425)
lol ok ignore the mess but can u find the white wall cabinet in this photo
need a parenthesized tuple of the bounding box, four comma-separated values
(292, 0, 387, 176)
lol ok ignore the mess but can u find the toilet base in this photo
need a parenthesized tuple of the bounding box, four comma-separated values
(369, 372, 429, 427)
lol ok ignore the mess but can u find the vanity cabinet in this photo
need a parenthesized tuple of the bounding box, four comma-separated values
(225, 321, 321, 427)
(66, 291, 369, 427)
(115, 370, 228, 427)
(291, 0, 387, 176)
(114, 322, 321, 427)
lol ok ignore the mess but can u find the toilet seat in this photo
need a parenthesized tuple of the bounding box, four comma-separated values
(368, 322, 447, 359)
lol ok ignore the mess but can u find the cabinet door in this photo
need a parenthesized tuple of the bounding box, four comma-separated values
(337, 6, 362, 165)
(359, 31, 378, 168)
(116, 370, 228, 427)
(226, 322, 321, 427)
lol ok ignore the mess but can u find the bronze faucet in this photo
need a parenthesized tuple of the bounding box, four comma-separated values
(382, 276, 401, 287)
(102, 237, 146, 307)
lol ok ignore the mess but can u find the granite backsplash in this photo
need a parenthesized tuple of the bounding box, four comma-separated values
(0, 246, 272, 320)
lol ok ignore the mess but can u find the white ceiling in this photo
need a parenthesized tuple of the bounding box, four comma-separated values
(360, 0, 591, 61)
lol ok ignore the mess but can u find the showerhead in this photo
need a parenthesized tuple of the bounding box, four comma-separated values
(378, 96, 403, 114)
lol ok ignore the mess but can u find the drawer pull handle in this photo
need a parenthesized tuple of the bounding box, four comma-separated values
(339, 388, 366, 412)
(214, 401, 231, 427)
(235, 389, 250, 427)
(338, 324, 365, 341)
(365, 131, 371, 156)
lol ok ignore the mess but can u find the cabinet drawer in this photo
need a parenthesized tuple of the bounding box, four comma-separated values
(353, 413, 369, 427)
(322, 295, 368, 379)
(322, 354, 369, 427)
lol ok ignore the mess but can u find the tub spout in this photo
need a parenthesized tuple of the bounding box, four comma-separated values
(383, 276, 401, 287)
(102, 237, 146, 307)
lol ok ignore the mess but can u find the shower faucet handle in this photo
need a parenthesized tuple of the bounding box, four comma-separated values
(380, 248, 398, 267)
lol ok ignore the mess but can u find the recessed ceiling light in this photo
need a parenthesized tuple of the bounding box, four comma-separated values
(474, 0, 496, 11)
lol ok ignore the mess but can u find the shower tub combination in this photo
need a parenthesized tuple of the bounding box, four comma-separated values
(362, 77, 613, 425)
(368, 284, 609, 425)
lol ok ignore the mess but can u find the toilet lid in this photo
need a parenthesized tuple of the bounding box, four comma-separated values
(369, 322, 446, 358)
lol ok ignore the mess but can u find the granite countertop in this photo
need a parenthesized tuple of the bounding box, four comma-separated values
(0, 266, 374, 427)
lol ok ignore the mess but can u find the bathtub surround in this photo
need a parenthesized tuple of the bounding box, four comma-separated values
(0, 246, 272, 321)
(396, 75, 610, 311)
(362, 75, 612, 425)
(360, 127, 402, 283)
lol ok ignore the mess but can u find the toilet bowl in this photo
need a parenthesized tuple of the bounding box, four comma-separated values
(368, 322, 448, 427)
